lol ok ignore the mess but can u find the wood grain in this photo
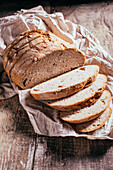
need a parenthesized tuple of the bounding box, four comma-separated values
(33, 136, 113, 170)
(0, 95, 36, 169)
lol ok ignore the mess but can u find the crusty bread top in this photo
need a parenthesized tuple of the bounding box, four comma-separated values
(47, 74, 107, 111)
(60, 90, 111, 123)
(3, 29, 86, 89)
(76, 106, 112, 133)
(3, 29, 86, 75)
(30, 65, 99, 100)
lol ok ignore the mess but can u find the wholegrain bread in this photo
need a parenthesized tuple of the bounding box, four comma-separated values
(3, 29, 86, 89)
(30, 65, 99, 100)
(59, 90, 111, 123)
(76, 106, 112, 133)
(47, 74, 107, 111)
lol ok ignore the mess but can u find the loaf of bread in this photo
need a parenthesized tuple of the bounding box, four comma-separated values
(3, 29, 86, 89)
(47, 74, 107, 111)
(30, 65, 99, 100)
(59, 90, 111, 123)
(76, 106, 112, 133)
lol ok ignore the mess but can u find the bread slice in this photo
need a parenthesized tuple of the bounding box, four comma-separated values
(47, 74, 107, 111)
(30, 65, 99, 100)
(60, 90, 111, 123)
(76, 106, 112, 133)
(3, 29, 86, 89)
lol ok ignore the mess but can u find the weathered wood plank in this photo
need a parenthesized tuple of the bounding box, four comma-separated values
(33, 136, 113, 170)
(0, 95, 36, 170)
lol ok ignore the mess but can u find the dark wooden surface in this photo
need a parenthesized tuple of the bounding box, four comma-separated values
(0, 1, 113, 170)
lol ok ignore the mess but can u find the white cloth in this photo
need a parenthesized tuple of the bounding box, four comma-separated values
(0, 6, 113, 139)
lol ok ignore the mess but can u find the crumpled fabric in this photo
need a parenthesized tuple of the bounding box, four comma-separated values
(0, 6, 113, 139)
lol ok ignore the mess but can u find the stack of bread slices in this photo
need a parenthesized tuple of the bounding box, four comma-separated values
(30, 64, 112, 133)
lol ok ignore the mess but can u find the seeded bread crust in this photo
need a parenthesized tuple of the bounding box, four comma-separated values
(47, 74, 107, 111)
(30, 65, 99, 100)
(76, 106, 112, 133)
(3, 29, 86, 89)
(59, 90, 111, 123)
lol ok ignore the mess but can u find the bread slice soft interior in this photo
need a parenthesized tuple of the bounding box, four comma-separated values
(47, 74, 107, 111)
(30, 65, 99, 100)
(75, 106, 112, 133)
(59, 90, 111, 123)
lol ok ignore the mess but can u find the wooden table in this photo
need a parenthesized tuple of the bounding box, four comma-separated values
(0, 1, 113, 169)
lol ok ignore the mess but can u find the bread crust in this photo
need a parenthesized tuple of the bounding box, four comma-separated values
(47, 74, 107, 111)
(3, 29, 86, 89)
(75, 106, 112, 133)
(59, 90, 111, 123)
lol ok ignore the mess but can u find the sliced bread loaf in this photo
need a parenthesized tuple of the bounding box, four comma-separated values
(47, 74, 107, 111)
(30, 65, 99, 100)
(59, 90, 111, 123)
(3, 29, 86, 89)
(76, 106, 112, 133)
